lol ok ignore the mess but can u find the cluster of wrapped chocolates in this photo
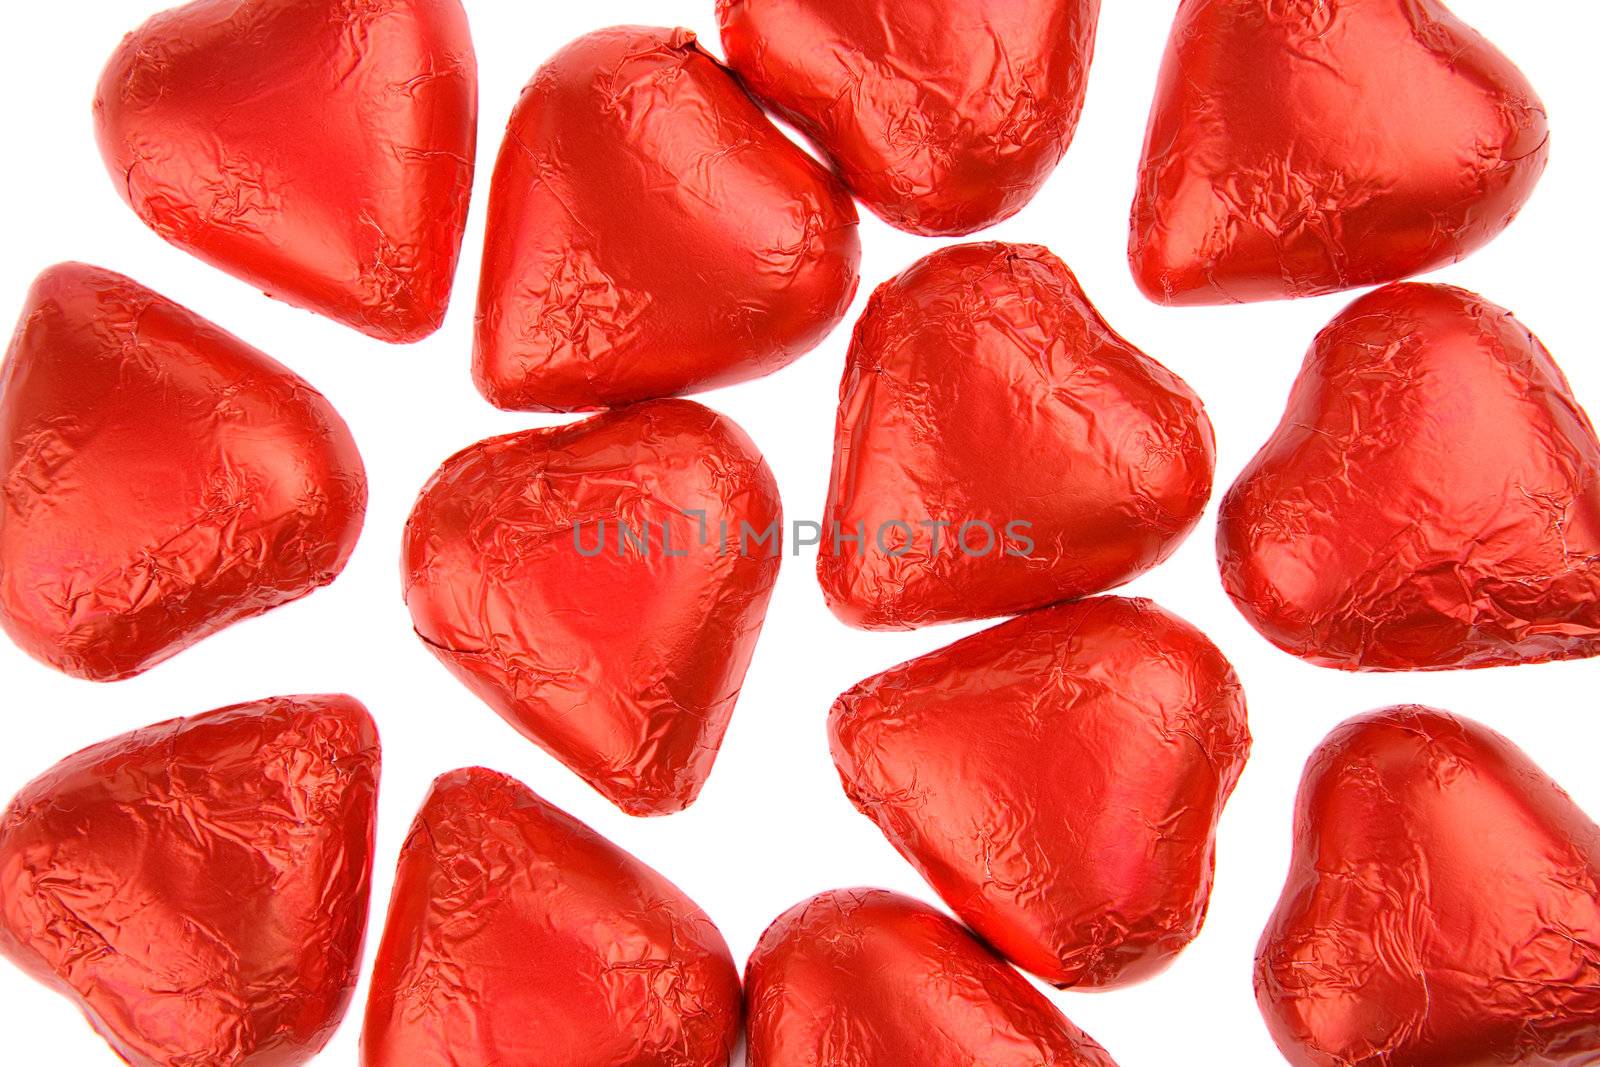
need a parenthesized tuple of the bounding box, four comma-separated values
(0, 0, 1595, 1065)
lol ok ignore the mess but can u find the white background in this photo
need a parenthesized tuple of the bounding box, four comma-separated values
(1, 2, 1597, 1064)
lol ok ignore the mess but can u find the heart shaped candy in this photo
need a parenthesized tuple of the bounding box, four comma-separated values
(401, 399, 781, 815)
(95, 0, 477, 342)
(1219, 283, 1600, 670)
(818, 243, 1215, 629)
(831, 597, 1250, 989)
(1131, 0, 1548, 304)
(362, 768, 741, 1067)
(473, 27, 860, 412)
(1257, 706, 1600, 1066)
(0, 695, 380, 1067)
(0, 264, 367, 681)
(746, 889, 1118, 1066)
(719, 0, 1101, 236)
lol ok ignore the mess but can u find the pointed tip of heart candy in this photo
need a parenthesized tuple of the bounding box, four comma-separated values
(1256, 705, 1600, 1066)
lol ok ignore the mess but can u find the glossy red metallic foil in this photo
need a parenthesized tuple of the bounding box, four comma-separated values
(402, 399, 781, 815)
(0, 695, 380, 1067)
(95, 0, 477, 342)
(819, 243, 1214, 629)
(0, 263, 367, 682)
(1131, 0, 1548, 305)
(718, 0, 1101, 236)
(362, 767, 742, 1067)
(746, 889, 1118, 1066)
(1219, 283, 1600, 671)
(473, 26, 860, 412)
(1257, 706, 1600, 1066)
(831, 597, 1250, 989)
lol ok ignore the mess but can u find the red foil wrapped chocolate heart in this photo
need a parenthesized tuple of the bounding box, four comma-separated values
(1257, 706, 1600, 1066)
(746, 889, 1118, 1066)
(473, 26, 860, 412)
(1131, 0, 1548, 305)
(95, 0, 477, 342)
(362, 767, 742, 1066)
(818, 243, 1214, 629)
(1219, 283, 1600, 671)
(831, 597, 1250, 989)
(718, 0, 1101, 236)
(0, 263, 367, 681)
(402, 399, 781, 815)
(0, 695, 380, 1067)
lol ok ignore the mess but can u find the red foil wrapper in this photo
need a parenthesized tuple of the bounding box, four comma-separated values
(718, 0, 1101, 236)
(1257, 706, 1600, 1066)
(473, 26, 860, 412)
(402, 399, 781, 815)
(819, 243, 1214, 629)
(831, 597, 1250, 989)
(362, 767, 742, 1067)
(1219, 283, 1600, 671)
(0, 263, 367, 681)
(95, 0, 477, 343)
(0, 695, 380, 1067)
(1131, 0, 1548, 305)
(746, 889, 1118, 1066)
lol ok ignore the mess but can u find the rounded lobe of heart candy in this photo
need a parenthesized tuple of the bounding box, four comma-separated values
(1257, 706, 1600, 1066)
(819, 242, 1215, 629)
(1219, 282, 1600, 670)
(718, 0, 1101, 236)
(745, 889, 1119, 1066)
(0, 695, 381, 1067)
(0, 263, 368, 681)
(361, 767, 742, 1067)
(94, 0, 478, 342)
(401, 399, 782, 816)
(830, 597, 1250, 989)
(1131, 0, 1549, 305)
(472, 26, 860, 412)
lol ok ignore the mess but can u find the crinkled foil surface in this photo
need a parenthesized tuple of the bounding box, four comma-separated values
(1219, 283, 1600, 670)
(0, 695, 380, 1067)
(0, 263, 368, 681)
(402, 399, 781, 815)
(1257, 706, 1600, 1066)
(719, 0, 1101, 236)
(94, 0, 478, 341)
(745, 888, 1119, 1066)
(831, 597, 1250, 989)
(473, 26, 860, 412)
(1131, 0, 1548, 304)
(819, 243, 1214, 629)
(362, 767, 742, 1067)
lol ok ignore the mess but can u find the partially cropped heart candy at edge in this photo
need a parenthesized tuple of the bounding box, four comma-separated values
(1131, 0, 1548, 304)
(746, 888, 1119, 1066)
(362, 767, 742, 1066)
(1258, 706, 1600, 1066)
(719, 0, 1102, 236)
(0, 695, 380, 1067)
(95, 0, 478, 342)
